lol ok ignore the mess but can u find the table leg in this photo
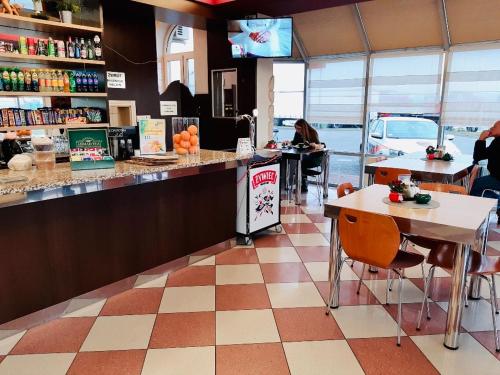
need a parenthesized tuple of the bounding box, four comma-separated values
(444, 243, 470, 350)
(327, 218, 341, 312)
(368, 173, 374, 186)
(468, 213, 491, 299)
(296, 158, 302, 205)
(323, 153, 330, 198)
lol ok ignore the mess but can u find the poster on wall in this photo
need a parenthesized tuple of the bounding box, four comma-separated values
(107, 72, 126, 89)
(248, 163, 280, 233)
(139, 119, 166, 155)
(160, 101, 178, 116)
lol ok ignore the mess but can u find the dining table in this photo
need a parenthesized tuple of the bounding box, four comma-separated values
(324, 184, 496, 350)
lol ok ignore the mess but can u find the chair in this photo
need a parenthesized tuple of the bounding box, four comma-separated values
(337, 182, 354, 198)
(331, 208, 424, 346)
(374, 167, 412, 185)
(303, 151, 327, 204)
(419, 182, 467, 195)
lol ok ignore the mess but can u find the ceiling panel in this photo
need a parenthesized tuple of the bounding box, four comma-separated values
(358, 0, 443, 51)
(446, 0, 500, 44)
(293, 5, 365, 56)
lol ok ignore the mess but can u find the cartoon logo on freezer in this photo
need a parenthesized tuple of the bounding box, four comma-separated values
(254, 187, 274, 220)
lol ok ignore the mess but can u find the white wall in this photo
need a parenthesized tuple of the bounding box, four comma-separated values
(255, 59, 274, 148)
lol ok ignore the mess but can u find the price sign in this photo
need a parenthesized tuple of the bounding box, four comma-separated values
(107, 71, 126, 89)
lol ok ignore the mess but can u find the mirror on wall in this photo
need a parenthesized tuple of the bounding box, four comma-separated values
(212, 69, 238, 118)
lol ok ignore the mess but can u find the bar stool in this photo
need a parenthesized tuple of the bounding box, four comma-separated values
(330, 208, 425, 346)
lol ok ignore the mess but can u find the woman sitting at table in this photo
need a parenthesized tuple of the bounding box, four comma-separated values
(290, 119, 323, 192)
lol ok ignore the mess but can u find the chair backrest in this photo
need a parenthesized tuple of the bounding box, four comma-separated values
(468, 164, 481, 194)
(338, 208, 401, 268)
(419, 182, 467, 195)
(337, 182, 354, 198)
(374, 167, 412, 185)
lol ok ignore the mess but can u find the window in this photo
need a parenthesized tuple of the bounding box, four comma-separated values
(0, 97, 44, 109)
(165, 26, 195, 95)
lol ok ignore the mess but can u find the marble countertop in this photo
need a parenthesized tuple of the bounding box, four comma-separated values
(0, 150, 248, 196)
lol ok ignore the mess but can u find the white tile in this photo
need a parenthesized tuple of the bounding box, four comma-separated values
(437, 300, 498, 332)
(488, 240, 500, 251)
(479, 275, 500, 299)
(288, 233, 329, 247)
(62, 298, 107, 318)
(313, 222, 330, 233)
(259, 227, 286, 235)
(141, 347, 215, 375)
(80, 314, 156, 352)
(216, 264, 263, 285)
(281, 214, 312, 224)
(134, 274, 168, 289)
(283, 340, 364, 375)
(266, 282, 325, 308)
(0, 353, 76, 375)
(281, 200, 298, 207)
(189, 256, 216, 266)
(331, 305, 405, 339)
(411, 334, 500, 375)
(159, 286, 215, 313)
(364, 278, 426, 304)
(404, 263, 449, 279)
(256, 247, 301, 263)
(304, 262, 359, 282)
(0, 331, 25, 355)
(216, 309, 280, 345)
(301, 206, 324, 214)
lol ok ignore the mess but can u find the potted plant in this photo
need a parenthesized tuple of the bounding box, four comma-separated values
(57, 0, 80, 24)
(388, 180, 404, 203)
(425, 145, 436, 160)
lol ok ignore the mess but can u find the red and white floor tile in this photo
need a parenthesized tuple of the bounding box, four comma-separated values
(0, 190, 499, 374)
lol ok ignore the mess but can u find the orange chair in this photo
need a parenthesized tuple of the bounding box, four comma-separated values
(337, 182, 354, 198)
(331, 208, 424, 346)
(419, 182, 466, 195)
(374, 167, 412, 185)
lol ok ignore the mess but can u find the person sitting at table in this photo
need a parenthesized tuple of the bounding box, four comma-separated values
(471, 120, 500, 221)
(290, 119, 323, 192)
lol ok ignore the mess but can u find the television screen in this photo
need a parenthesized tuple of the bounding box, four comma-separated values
(228, 18, 293, 58)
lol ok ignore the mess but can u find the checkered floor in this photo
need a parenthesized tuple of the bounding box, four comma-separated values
(0, 191, 499, 374)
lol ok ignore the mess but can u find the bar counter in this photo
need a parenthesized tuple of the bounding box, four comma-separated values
(0, 150, 248, 324)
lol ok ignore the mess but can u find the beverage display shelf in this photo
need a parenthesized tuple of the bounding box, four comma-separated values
(0, 91, 107, 97)
(0, 13, 103, 34)
(0, 52, 105, 65)
(0, 123, 109, 131)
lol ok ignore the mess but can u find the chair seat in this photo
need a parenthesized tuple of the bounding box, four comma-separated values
(388, 250, 425, 269)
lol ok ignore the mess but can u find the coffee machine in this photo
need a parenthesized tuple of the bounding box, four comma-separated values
(108, 126, 138, 161)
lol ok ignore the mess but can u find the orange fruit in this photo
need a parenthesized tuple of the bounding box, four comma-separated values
(188, 125, 198, 136)
(173, 134, 181, 144)
(188, 145, 198, 154)
(190, 135, 199, 146)
(180, 140, 191, 149)
(180, 130, 190, 141)
(176, 147, 188, 155)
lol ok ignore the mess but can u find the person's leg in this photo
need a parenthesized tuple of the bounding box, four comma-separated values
(470, 175, 500, 216)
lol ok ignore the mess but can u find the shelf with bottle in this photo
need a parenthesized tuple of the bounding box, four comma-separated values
(0, 123, 109, 131)
(0, 13, 103, 35)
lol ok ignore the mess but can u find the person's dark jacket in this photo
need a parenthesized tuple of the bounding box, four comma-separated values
(473, 137, 499, 179)
(291, 131, 320, 146)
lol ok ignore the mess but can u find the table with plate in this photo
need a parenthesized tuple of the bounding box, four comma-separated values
(324, 184, 496, 349)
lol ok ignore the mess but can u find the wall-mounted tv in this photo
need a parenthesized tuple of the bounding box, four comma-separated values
(228, 18, 293, 59)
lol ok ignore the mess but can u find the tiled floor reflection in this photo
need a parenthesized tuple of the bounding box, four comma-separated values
(0, 190, 499, 374)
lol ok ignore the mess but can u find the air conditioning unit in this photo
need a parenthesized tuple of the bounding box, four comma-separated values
(173, 26, 189, 41)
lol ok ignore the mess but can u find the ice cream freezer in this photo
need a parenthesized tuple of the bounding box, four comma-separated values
(236, 150, 282, 243)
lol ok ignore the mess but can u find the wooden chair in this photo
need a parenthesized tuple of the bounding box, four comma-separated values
(374, 167, 412, 185)
(419, 182, 466, 195)
(337, 182, 354, 198)
(331, 208, 424, 346)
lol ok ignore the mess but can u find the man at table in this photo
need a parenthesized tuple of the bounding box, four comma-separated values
(471, 120, 500, 221)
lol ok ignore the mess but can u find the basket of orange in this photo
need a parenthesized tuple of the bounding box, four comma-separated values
(172, 117, 200, 155)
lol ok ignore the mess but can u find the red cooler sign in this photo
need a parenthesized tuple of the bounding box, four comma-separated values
(251, 170, 277, 189)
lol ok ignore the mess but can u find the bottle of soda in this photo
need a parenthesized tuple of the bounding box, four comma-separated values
(51, 70, 58, 92)
(94, 35, 102, 60)
(17, 69, 25, 91)
(2, 68, 11, 91)
(57, 70, 64, 92)
(69, 71, 76, 93)
(45, 69, 52, 92)
(32, 69, 40, 92)
(63, 70, 70, 92)
(80, 38, 87, 59)
(24, 69, 32, 92)
(92, 72, 99, 92)
(67, 36, 75, 58)
(87, 39, 94, 60)
(75, 38, 81, 59)
(75, 71, 82, 92)
(10, 69, 18, 91)
(47, 37, 56, 57)
(81, 71, 88, 92)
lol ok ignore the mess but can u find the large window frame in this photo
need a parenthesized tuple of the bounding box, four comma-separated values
(164, 25, 195, 95)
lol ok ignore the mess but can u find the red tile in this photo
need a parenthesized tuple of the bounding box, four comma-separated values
(149, 312, 215, 348)
(216, 284, 271, 310)
(411, 277, 452, 302)
(253, 234, 292, 247)
(273, 307, 344, 341)
(280, 206, 303, 214)
(10, 317, 95, 354)
(306, 214, 330, 223)
(295, 246, 330, 262)
(216, 343, 290, 375)
(470, 331, 500, 360)
(352, 262, 396, 281)
(216, 248, 258, 265)
(315, 281, 379, 306)
(384, 302, 457, 336)
(0, 356, 4, 364)
(260, 263, 312, 283)
(488, 230, 500, 241)
(486, 245, 500, 256)
(166, 265, 215, 287)
(67, 350, 146, 375)
(281, 223, 319, 234)
(100, 288, 163, 316)
(348, 337, 439, 375)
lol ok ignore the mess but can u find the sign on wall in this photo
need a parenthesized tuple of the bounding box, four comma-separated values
(107, 72, 126, 89)
(160, 101, 178, 116)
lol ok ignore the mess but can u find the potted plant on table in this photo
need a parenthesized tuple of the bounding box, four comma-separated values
(57, 0, 80, 24)
(388, 180, 404, 203)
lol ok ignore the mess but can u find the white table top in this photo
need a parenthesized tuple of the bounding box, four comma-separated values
(324, 184, 496, 245)
(365, 157, 473, 177)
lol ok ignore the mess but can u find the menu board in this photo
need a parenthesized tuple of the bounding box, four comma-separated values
(139, 119, 167, 155)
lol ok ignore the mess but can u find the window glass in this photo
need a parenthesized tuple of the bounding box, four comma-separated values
(186, 58, 195, 95)
(273, 62, 304, 120)
(167, 60, 181, 84)
(168, 26, 194, 54)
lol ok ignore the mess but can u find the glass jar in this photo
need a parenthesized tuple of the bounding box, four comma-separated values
(32, 137, 55, 170)
(172, 117, 200, 155)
